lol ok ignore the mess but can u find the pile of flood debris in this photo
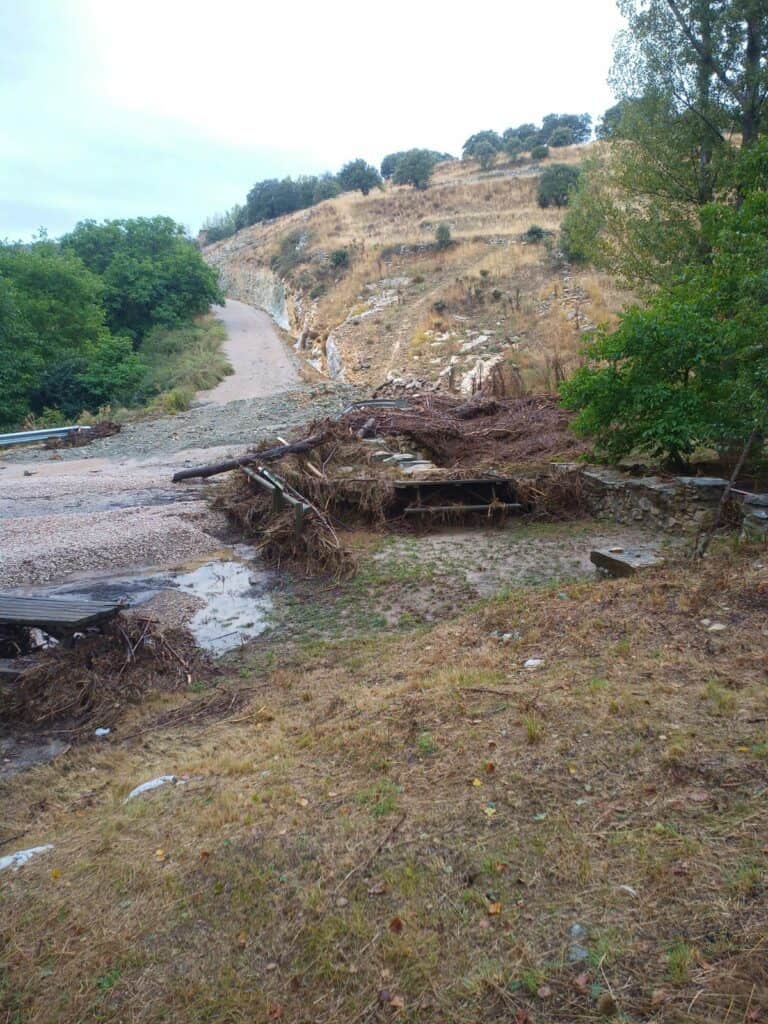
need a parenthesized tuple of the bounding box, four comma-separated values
(172, 395, 588, 577)
(1, 616, 204, 733)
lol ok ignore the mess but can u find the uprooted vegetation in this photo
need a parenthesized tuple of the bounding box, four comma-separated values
(1, 544, 766, 1023)
(210, 395, 589, 577)
(1, 617, 209, 736)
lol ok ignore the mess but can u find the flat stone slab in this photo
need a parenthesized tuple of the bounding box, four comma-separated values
(590, 547, 665, 578)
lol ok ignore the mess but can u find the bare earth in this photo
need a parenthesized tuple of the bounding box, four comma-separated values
(196, 299, 298, 404)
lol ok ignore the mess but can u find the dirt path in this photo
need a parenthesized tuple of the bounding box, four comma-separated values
(197, 299, 299, 404)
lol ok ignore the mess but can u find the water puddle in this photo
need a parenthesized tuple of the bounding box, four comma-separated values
(8, 545, 274, 655)
(172, 557, 274, 654)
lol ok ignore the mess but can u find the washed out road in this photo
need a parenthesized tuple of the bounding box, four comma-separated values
(0, 299, 357, 588)
(197, 299, 299, 404)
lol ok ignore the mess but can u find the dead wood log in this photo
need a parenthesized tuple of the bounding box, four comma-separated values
(171, 433, 327, 482)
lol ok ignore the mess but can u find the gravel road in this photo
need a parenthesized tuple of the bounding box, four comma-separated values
(197, 299, 299, 404)
(0, 305, 361, 588)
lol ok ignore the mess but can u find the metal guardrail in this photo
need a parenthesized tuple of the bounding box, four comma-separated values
(0, 426, 92, 448)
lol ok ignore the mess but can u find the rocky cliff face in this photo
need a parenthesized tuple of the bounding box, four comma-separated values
(203, 237, 291, 330)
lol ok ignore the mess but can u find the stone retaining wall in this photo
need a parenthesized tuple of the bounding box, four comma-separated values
(572, 467, 768, 540)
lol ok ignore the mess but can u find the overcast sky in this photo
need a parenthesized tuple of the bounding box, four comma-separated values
(2, 0, 624, 240)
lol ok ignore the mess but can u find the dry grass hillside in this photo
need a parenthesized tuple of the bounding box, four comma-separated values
(204, 146, 628, 394)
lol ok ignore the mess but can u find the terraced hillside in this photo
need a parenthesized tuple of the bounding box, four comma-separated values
(203, 146, 629, 395)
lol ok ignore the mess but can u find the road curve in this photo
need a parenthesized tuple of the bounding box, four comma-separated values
(197, 299, 299, 404)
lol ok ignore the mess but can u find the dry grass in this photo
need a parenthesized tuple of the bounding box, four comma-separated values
(2, 542, 767, 1023)
(206, 146, 631, 392)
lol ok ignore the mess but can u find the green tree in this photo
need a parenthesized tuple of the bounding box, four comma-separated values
(537, 164, 580, 207)
(541, 113, 592, 144)
(568, 2, 768, 288)
(393, 149, 439, 189)
(548, 126, 575, 147)
(435, 223, 452, 249)
(62, 217, 222, 342)
(474, 140, 498, 170)
(562, 141, 768, 467)
(337, 159, 383, 195)
(0, 240, 145, 426)
(462, 130, 503, 161)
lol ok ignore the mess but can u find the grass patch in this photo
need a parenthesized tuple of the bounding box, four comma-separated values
(140, 315, 231, 398)
(1, 546, 766, 1022)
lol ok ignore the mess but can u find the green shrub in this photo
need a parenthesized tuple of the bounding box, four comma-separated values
(538, 164, 581, 208)
(522, 225, 546, 244)
(330, 248, 350, 268)
(150, 386, 195, 415)
(530, 144, 549, 161)
(435, 223, 452, 249)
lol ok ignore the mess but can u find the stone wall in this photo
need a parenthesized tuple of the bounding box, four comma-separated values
(575, 467, 768, 540)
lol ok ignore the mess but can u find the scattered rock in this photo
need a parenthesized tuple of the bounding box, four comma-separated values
(0, 844, 54, 872)
(590, 547, 664, 577)
(124, 775, 177, 803)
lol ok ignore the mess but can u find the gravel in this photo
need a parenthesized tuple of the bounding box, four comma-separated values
(2, 383, 362, 465)
(1, 382, 362, 587)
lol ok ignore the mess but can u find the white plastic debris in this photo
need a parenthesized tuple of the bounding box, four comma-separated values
(124, 775, 177, 803)
(0, 844, 54, 872)
(94, 728, 111, 738)
(524, 658, 544, 671)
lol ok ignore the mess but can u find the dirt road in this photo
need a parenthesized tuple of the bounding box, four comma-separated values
(197, 299, 299, 404)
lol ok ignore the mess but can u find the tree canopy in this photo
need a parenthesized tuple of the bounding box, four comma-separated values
(62, 217, 222, 342)
(392, 149, 440, 189)
(337, 160, 383, 196)
(562, 140, 768, 466)
(1, 217, 223, 429)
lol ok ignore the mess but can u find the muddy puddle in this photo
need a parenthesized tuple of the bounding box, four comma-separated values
(9, 545, 275, 655)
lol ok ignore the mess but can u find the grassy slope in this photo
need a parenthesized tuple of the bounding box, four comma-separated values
(2, 543, 766, 1023)
(206, 146, 628, 392)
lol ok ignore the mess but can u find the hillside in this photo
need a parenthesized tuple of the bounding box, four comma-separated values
(203, 147, 628, 395)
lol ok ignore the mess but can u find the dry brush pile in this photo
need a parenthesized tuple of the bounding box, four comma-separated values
(210, 396, 589, 577)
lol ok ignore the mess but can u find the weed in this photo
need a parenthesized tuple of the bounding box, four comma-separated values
(705, 679, 736, 716)
(667, 940, 696, 983)
(523, 713, 544, 744)
(416, 732, 437, 757)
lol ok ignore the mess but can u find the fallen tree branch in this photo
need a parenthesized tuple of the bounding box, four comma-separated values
(171, 433, 327, 482)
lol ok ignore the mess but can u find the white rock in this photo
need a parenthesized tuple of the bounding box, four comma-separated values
(707, 623, 727, 632)
(0, 845, 54, 872)
(124, 775, 177, 803)
(524, 658, 544, 671)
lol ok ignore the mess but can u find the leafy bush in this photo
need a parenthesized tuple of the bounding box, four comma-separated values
(537, 164, 581, 208)
(530, 144, 549, 161)
(435, 223, 452, 249)
(562, 154, 768, 467)
(330, 248, 350, 268)
(462, 130, 503, 161)
(522, 225, 546, 243)
(0, 240, 143, 427)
